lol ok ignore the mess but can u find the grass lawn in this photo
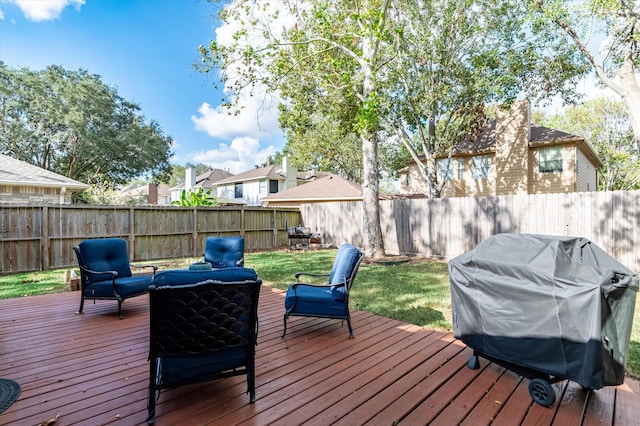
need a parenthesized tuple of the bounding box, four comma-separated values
(1, 247, 638, 379)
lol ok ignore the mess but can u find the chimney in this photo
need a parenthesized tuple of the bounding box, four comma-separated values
(282, 157, 297, 190)
(185, 168, 196, 191)
(147, 183, 158, 204)
(495, 99, 530, 195)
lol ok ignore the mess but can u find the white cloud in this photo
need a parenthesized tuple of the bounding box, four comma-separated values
(191, 97, 281, 141)
(3, 0, 84, 21)
(188, 0, 292, 172)
(190, 136, 277, 174)
(0, 8, 4, 20)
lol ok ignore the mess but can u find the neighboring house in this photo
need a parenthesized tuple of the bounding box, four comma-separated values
(169, 168, 234, 203)
(400, 100, 603, 198)
(216, 157, 308, 206)
(119, 183, 171, 205)
(0, 153, 89, 205)
(261, 173, 363, 207)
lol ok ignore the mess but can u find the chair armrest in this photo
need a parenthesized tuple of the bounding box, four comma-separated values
(78, 265, 119, 278)
(294, 272, 330, 281)
(291, 282, 334, 289)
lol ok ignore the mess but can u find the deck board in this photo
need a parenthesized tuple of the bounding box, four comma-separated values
(1, 286, 638, 425)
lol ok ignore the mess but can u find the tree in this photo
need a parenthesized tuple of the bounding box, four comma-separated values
(199, 0, 392, 258)
(198, 1, 591, 257)
(538, 98, 639, 190)
(167, 163, 212, 187)
(530, 0, 640, 151)
(0, 63, 173, 185)
(381, 0, 591, 198)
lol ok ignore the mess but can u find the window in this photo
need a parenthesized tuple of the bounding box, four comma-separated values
(404, 173, 410, 187)
(439, 159, 454, 181)
(471, 155, 491, 179)
(259, 179, 267, 195)
(234, 183, 243, 198)
(269, 179, 279, 193)
(457, 158, 464, 180)
(539, 147, 563, 173)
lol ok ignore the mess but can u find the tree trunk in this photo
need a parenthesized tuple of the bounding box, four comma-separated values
(618, 59, 640, 152)
(360, 35, 385, 259)
(361, 131, 385, 259)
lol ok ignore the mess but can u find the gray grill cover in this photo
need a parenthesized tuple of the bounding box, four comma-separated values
(449, 233, 638, 389)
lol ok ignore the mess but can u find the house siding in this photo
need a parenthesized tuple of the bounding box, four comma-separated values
(576, 148, 598, 192)
(0, 185, 71, 204)
(440, 156, 495, 198)
(529, 145, 576, 194)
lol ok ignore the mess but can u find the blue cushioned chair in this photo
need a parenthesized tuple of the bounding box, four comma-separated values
(74, 238, 157, 319)
(203, 236, 245, 268)
(283, 244, 364, 338)
(146, 273, 261, 424)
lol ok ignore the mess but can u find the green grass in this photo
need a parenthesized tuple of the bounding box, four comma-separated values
(1, 248, 639, 379)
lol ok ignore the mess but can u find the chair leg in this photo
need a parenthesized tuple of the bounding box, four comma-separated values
(147, 359, 158, 424)
(76, 293, 85, 315)
(118, 300, 124, 320)
(281, 314, 288, 337)
(346, 313, 354, 338)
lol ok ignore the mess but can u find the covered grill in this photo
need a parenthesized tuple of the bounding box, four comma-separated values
(449, 233, 638, 406)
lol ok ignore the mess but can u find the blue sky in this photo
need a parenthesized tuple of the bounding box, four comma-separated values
(0, 0, 284, 174)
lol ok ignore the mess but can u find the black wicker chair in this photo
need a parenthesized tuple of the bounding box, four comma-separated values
(147, 278, 261, 424)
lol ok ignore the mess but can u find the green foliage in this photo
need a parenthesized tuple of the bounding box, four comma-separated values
(0, 63, 173, 186)
(167, 163, 211, 186)
(529, 0, 640, 150)
(171, 188, 218, 207)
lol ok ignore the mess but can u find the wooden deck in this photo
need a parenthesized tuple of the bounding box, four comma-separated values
(1, 286, 639, 426)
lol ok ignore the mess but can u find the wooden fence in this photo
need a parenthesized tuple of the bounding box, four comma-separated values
(0, 205, 302, 274)
(300, 190, 640, 273)
(3, 190, 639, 275)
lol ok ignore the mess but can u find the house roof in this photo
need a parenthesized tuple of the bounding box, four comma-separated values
(215, 165, 330, 185)
(0, 153, 89, 190)
(261, 173, 363, 202)
(120, 183, 171, 197)
(171, 169, 234, 190)
(453, 120, 584, 155)
(402, 119, 602, 168)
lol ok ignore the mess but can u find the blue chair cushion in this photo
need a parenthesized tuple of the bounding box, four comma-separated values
(284, 284, 349, 317)
(152, 267, 258, 287)
(78, 238, 132, 280)
(329, 244, 362, 286)
(204, 236, 244, 268)
(158, 347, 248, 386)
(87, 275, 152, 298)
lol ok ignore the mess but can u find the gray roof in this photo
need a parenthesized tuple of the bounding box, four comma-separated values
(453, 120, 584, 154)
(0, 153, 89, 190)
(171, 169, 234, 190)
(261, 173, 363, 202)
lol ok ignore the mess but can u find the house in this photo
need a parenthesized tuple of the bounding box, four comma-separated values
(169, 168, 234, 204)
(260, 173, 363, 207)
(119, 183, 171, 205)
(0, 153, 89, 204)
(216, 157, 306, 206)
(399, 100, 603, 198)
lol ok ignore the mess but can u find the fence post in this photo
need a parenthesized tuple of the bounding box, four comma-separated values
(129, 207, 135, 262)
(42, 206, 49, 271)
(192, 208, 198, 258)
